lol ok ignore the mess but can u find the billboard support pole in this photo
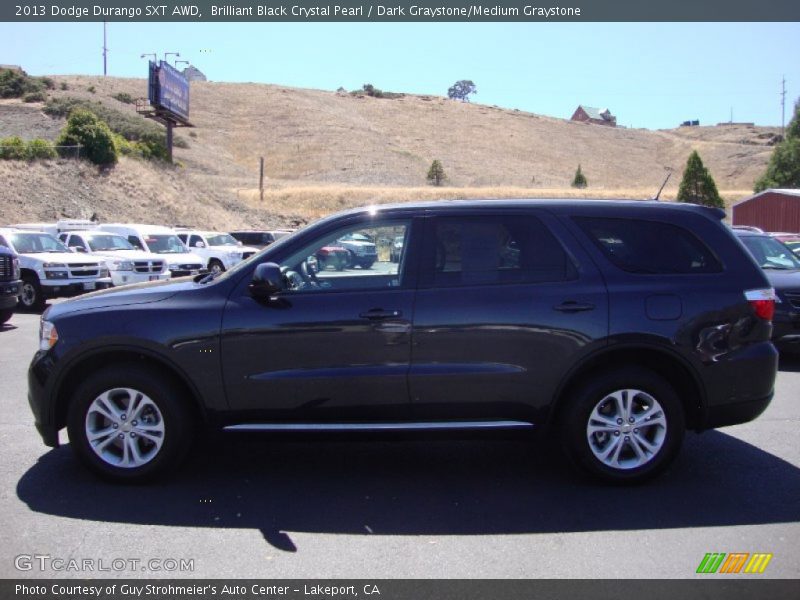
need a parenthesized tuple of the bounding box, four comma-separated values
(166, 120, 174, 163)
(259, 157, 265, 201)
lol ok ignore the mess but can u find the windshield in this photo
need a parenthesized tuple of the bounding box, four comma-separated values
(86, 234, 135, 251)
(741, 236, 800, 270)
(8, 232, 69, 254)
(143, 234, 189, 254)
(206, 233, 239, 246)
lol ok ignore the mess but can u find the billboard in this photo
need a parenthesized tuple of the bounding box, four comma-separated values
(148, 60, 190, 122)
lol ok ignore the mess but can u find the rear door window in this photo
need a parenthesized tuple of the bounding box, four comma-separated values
(574, 217, 722, 274)
(421, 215, 576, 287)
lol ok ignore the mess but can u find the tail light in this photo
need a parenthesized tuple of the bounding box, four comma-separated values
(744, 288, 776, 321)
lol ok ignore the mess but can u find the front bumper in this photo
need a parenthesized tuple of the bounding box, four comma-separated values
(28, 351, 59, 447)
(41, 279, 113, 298)
(0, 279, 21, 308)
(109, 272, 170, 286)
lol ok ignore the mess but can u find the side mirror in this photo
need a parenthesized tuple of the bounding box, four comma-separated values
(249, 262, 284, 299)
(194, 241, 205, 248)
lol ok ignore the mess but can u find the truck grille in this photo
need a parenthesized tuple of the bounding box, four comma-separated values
(134, 260, 164, 274)
(0, 256, 11, 279)
(785, 291, 800, 310)
(69, 263, 100, 278)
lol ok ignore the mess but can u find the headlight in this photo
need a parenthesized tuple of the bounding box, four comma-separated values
(108, 260, 133, 271)
(43, 262, 67, 268)
(12, 257, 20, 280)
(99, 267, 110, 277)
(39, 320, 59, 352)
(168, 263, 180, 270)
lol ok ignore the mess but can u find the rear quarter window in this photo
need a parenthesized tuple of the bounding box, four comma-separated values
(574, 217, 722, 274)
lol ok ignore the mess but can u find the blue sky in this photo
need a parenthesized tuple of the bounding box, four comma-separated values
(1, 21, 798, 129)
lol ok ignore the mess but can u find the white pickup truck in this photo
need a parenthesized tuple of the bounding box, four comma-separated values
(175, 229, 259, 274)
(0, 228, 112, 310)
(57, 230, 171, 286)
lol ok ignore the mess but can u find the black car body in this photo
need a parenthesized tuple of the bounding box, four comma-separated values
(734, 229, 800, 351)
(0, 245, 22, 324)
(28, 200, 778, 483)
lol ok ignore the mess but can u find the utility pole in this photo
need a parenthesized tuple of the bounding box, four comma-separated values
(259, 157, 265, 201)
(781, 75, 787, 138)
(102, 21, 108, 76)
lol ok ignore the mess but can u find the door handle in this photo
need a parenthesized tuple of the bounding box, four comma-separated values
(553, 301, 595, 313)
(359, 309, 402, 320)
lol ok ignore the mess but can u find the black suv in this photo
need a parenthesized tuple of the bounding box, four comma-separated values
(28, 200, 778, 484)
(0, 245, 22, 325)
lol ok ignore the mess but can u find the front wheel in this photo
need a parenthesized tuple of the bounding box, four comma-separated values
(19, 274, 45, 312)
(560, 367, 685, 484)
(67, 364, 194, 483)
(208, 259, 225, 275)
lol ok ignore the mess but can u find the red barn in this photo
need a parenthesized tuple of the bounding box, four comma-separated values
(732, 189, 800, 233)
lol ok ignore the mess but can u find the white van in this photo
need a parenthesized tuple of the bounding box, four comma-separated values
(175, 229, 259, 274)
(57, 230, 171, 286)
(98, 224, 206, 278)
(0, 228, 112, 310)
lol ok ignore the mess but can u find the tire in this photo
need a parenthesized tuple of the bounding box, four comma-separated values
(361, 260, 374, 270)
(19, 273, 45, 312)
(208, 259, 225, 275)
(0, 308, 12, 325)
(67, 364, 194, 483)
(560, 366, 685, 484)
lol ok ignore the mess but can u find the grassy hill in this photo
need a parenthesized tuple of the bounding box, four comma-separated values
(0, 74, 781, 227)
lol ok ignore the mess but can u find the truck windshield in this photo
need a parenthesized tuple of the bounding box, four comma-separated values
(86, 234, 135, 252)
(144, 235, 189, 254)
(206, 234, 239, 246)
(9, 233, 69, 254)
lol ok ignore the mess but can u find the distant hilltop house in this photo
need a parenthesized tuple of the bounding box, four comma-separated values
(182, 66, 207, 82)
(681, 120, 700, 127)
(571, 105, 617, 127)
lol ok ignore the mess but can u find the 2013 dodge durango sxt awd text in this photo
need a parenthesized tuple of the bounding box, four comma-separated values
(28, 200, 779, 483)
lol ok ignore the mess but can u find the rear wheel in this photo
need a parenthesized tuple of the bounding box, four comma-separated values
(67, 364, 194, 483)
(560, 367, 685, 483)
(19, 273, 45, 312)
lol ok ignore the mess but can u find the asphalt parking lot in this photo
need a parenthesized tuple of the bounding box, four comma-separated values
(1, 307, 799, 579)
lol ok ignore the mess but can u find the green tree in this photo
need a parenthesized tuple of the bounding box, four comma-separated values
(571, 164, 587, 188)
(447, 80, 477, 102)
(56, 108, 118, 166)
(427, 159, 446, 186)
(677, 150, 723, 208)
(754, 98, 800, 191)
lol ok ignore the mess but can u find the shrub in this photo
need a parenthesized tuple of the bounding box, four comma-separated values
(0, 136, 27, 160)
(189, 131, 197, 138)
(39, 77, 55, 90)
(60, 82, 68, 91)
(112, 92, 134, 104)
(26, 138, 57, 160)
(172, 135, 189, 149)
(427, 159, 446, 186)
(571, 164, 588, 188)
(87, 85, 96, 94)
(23, 91, 47, 103)
(56, 108, 118, 166)
(0, 68, 46, 98)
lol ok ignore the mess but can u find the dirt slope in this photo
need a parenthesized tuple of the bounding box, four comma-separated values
(0, 75, 780, 226)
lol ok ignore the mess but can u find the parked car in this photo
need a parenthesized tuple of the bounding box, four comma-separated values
(734, 229, 800, 352)
(97, 224, 206, 278)
(768, 232, 800, 257)
(57, 231, 171, 287)
(28, 200, 778, 484)
(315, 245, 349, 271)
(229, 230, 295, 250)
(337, 231, 378, 269)
(389, 235, 404, 263)
(0, 244, 22, 325)
(0, 228, 112, 311)
(175, 230, 259, 274)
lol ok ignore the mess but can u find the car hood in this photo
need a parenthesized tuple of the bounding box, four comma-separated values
(21, 252, 104, 265)
(762, 268, 800, 291)
(44, 277, 200, 319)
(88, 250, 165, 261)
(155, 252, 205, 264)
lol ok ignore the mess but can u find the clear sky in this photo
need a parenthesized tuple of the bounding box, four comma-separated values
(1, 21, 798, 130)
